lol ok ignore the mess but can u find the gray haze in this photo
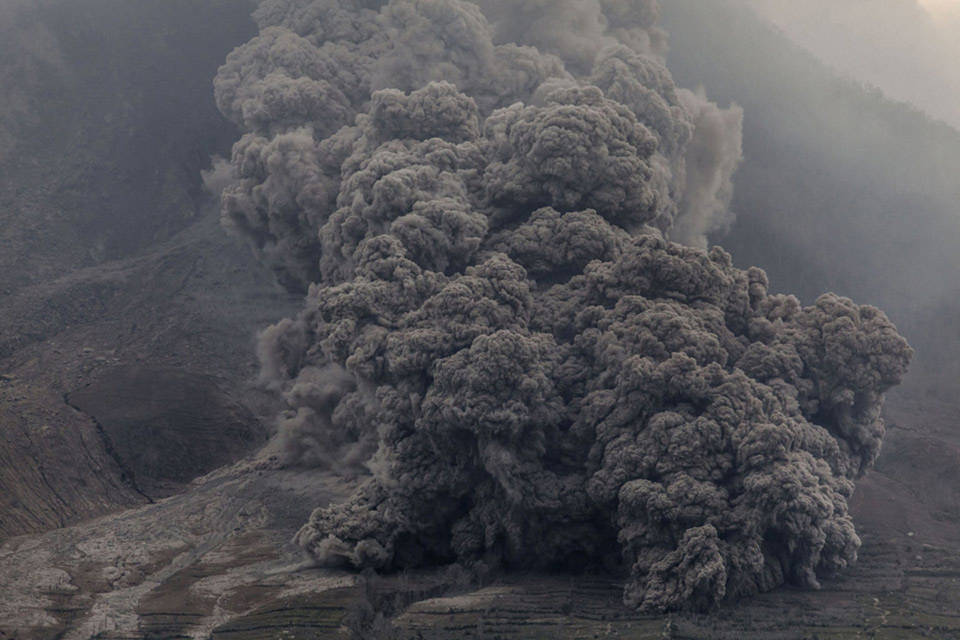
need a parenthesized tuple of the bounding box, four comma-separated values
(0, 0, 63, 164)
(661, 0, 960, 394)
(212, 0, 911, 613)
(743, 0, 960, 130)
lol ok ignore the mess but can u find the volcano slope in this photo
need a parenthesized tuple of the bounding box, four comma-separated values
(660, 0, 960, 397)
(0, 0, 296, 538)
(1, 0, 955, 638)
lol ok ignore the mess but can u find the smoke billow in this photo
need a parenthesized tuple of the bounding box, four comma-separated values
(212, 0, 911, 612)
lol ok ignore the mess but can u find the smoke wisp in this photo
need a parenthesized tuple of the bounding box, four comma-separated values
(212, 0, 911, 612)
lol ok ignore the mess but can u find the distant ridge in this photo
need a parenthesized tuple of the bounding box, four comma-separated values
(663, 0, 960, 389)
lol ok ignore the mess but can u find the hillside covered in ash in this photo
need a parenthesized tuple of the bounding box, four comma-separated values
(2, 0, 959, 638)
(0, 0, 296, 537)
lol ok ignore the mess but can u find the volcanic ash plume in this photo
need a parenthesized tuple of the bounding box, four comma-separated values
(212, 0, 912, 612)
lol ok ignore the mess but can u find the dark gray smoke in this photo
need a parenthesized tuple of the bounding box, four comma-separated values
(212, 0, 911, 612)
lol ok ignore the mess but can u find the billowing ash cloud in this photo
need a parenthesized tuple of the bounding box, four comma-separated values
(212, 0, 911, 613)
(213, 0, 742, 292)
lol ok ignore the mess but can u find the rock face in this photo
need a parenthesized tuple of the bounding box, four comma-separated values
(0, 375, 142, 539)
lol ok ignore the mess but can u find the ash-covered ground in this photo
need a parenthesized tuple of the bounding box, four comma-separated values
(1, 0, 959, 638)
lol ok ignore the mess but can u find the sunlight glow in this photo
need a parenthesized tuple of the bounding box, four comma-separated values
(918, 0, 960, 18)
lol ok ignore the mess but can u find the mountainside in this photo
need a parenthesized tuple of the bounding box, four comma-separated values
(0, 0, 296, 539)
(661, 0, 960, 393)
(0, 0, 258, 286)
(741, 0, 960, 131)
(0, 0, 959, 638)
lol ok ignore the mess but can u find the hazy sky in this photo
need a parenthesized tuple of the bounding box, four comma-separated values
(744, 0, 960, 129)
(918, 0, 960, 18)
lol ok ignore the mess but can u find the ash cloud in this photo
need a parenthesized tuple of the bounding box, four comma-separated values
(213, 0, 911, 612)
